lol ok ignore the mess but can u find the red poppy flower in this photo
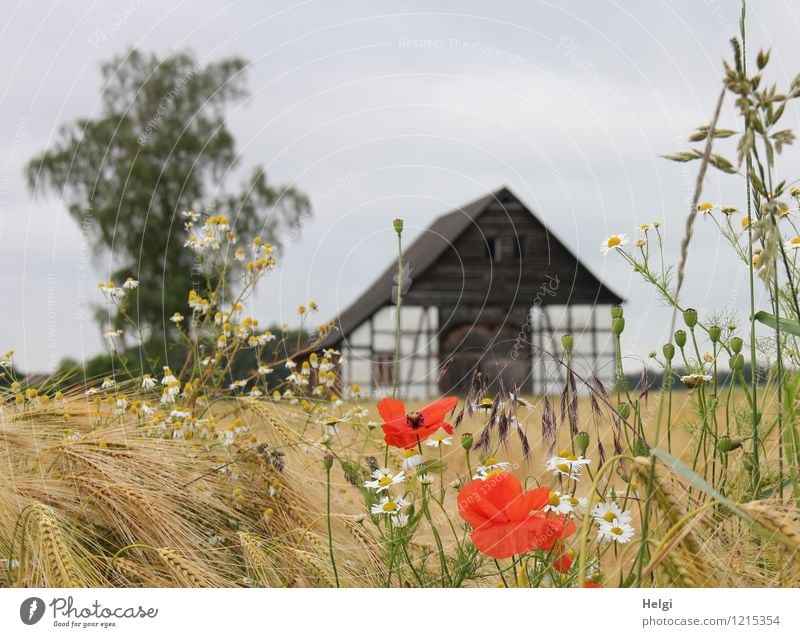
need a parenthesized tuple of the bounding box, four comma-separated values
(457, 472, 575, 560)
(377, 397, 458, 449)
(552, 549, 573, 573)
(583, 582, 604, 588)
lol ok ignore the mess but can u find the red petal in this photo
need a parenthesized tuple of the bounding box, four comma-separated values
(505, 487, 549, 521)
(457, 478, 506, 527)
(377, 398, 406, 422)
(470, 518, 550, 560)
(419, 397, 458, 426)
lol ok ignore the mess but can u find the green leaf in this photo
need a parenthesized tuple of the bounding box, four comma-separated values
(753, 311, 800, 337)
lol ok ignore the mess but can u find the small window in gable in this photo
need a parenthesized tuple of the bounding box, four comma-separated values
(486, 237, 501, 262)
(513, 237, 525, 260)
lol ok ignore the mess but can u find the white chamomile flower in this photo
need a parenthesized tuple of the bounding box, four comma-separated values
(565, 494, 588, 515)
(544, 491, 574, 515)
(785, 237, 800, 251)
(425, 428, 453, 448)
(141, 374, 157, 390)
(472, 456, 512, 479)
(591, 501, 632, 525)
(597, 519, 635, 544)
(100, 377, 116, 390)
(680, 374, 713, 389)
(364, 468, 405, 493)
(545, 450, 591, 481)
(402, 450, 424, 471)
(392, 513, 410, 528)
(370, 496, 409, 516)
(122, 277, 139, 289)
(601, 234, 628, 255)
(170, 312, 184, 324)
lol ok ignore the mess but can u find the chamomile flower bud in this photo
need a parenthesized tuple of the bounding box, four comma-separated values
(561, 334, 574, 352)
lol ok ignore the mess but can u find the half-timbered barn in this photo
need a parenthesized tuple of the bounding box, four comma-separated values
(318, 187, 623, 398)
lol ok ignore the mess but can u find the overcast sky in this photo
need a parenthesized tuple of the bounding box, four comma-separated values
(1, 0, 799, 373)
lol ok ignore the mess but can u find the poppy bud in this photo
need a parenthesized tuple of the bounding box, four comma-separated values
(717, 436, 743, 453)
(663, 343, 675, 362)
(617, 403, 631, 420)
(561, 334, 574, 352)
(323, 453, 334, 471)
(730, 336, 743, 353)
(612, 317, 625, 335)
(574, 431, 590, 455)
(630, 438, 649, 458)
(393, 218, 404, 234)
(683, 308, 698, 329)
(674, 329, 687, 348)
(730, 353, 745, 372)
(611, 305, 624, 319)
(709, 325, 721, 343)
(461, 433, 474, 452)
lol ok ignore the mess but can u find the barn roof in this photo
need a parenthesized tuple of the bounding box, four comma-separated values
(318, 186, 623, 349)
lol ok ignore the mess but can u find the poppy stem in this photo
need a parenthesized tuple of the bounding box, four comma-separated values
(392, 219, 404, 400)
(494, 559, 509, 588)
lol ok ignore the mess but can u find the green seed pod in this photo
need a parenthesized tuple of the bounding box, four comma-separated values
(662, 343, 675, 362)
(611, 305, 624, 319)
(730, 353, 745, 372)
(393, 218, 404, 234)
(561, 334, 574, 352)
(708, 325, 721, 343)
(617, 403, 631, 420)
(630, 438, 650, 458)
(717, 436, 743, 453)
(730, 336, 743, 354)
(612, 317, 625, 335)
(461, 433, 474, 452)
(683, 308, 698, 329)
(574, 431, 590, 455)
(323, 453, 334, 471)
(674, 329, 687, 348)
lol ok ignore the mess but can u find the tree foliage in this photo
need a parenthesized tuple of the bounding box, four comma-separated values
(26, 48, 310, 345)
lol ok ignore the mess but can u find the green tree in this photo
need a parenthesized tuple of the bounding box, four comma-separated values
(26, 48, 310, 353)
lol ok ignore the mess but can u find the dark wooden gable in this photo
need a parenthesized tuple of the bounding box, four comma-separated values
(318, 187, 623, 348)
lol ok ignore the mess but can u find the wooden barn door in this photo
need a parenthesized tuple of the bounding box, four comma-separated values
(438, 324, 531, 395)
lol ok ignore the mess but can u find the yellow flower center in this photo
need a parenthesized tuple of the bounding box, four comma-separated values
(699, 202, 713, 212)
(556, 463, 571, 473)
(611, 525, 624, 536)
(382, 501, 398, 512)
(404, 449, 418, 458)
(485, 469, 505, 479)
(607, 236, 621, 248)
(548, 493, 561, 507)
(378, 476, 393, 487)
(568, 497, 579, 506)
(485, 456, 498, 466)
(602, 511, 618, 523)
(792, 238, 800, 246)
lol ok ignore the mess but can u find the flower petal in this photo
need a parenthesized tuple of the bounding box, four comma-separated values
(377, 398, 406, 421)
(419, 396, 458, 425)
